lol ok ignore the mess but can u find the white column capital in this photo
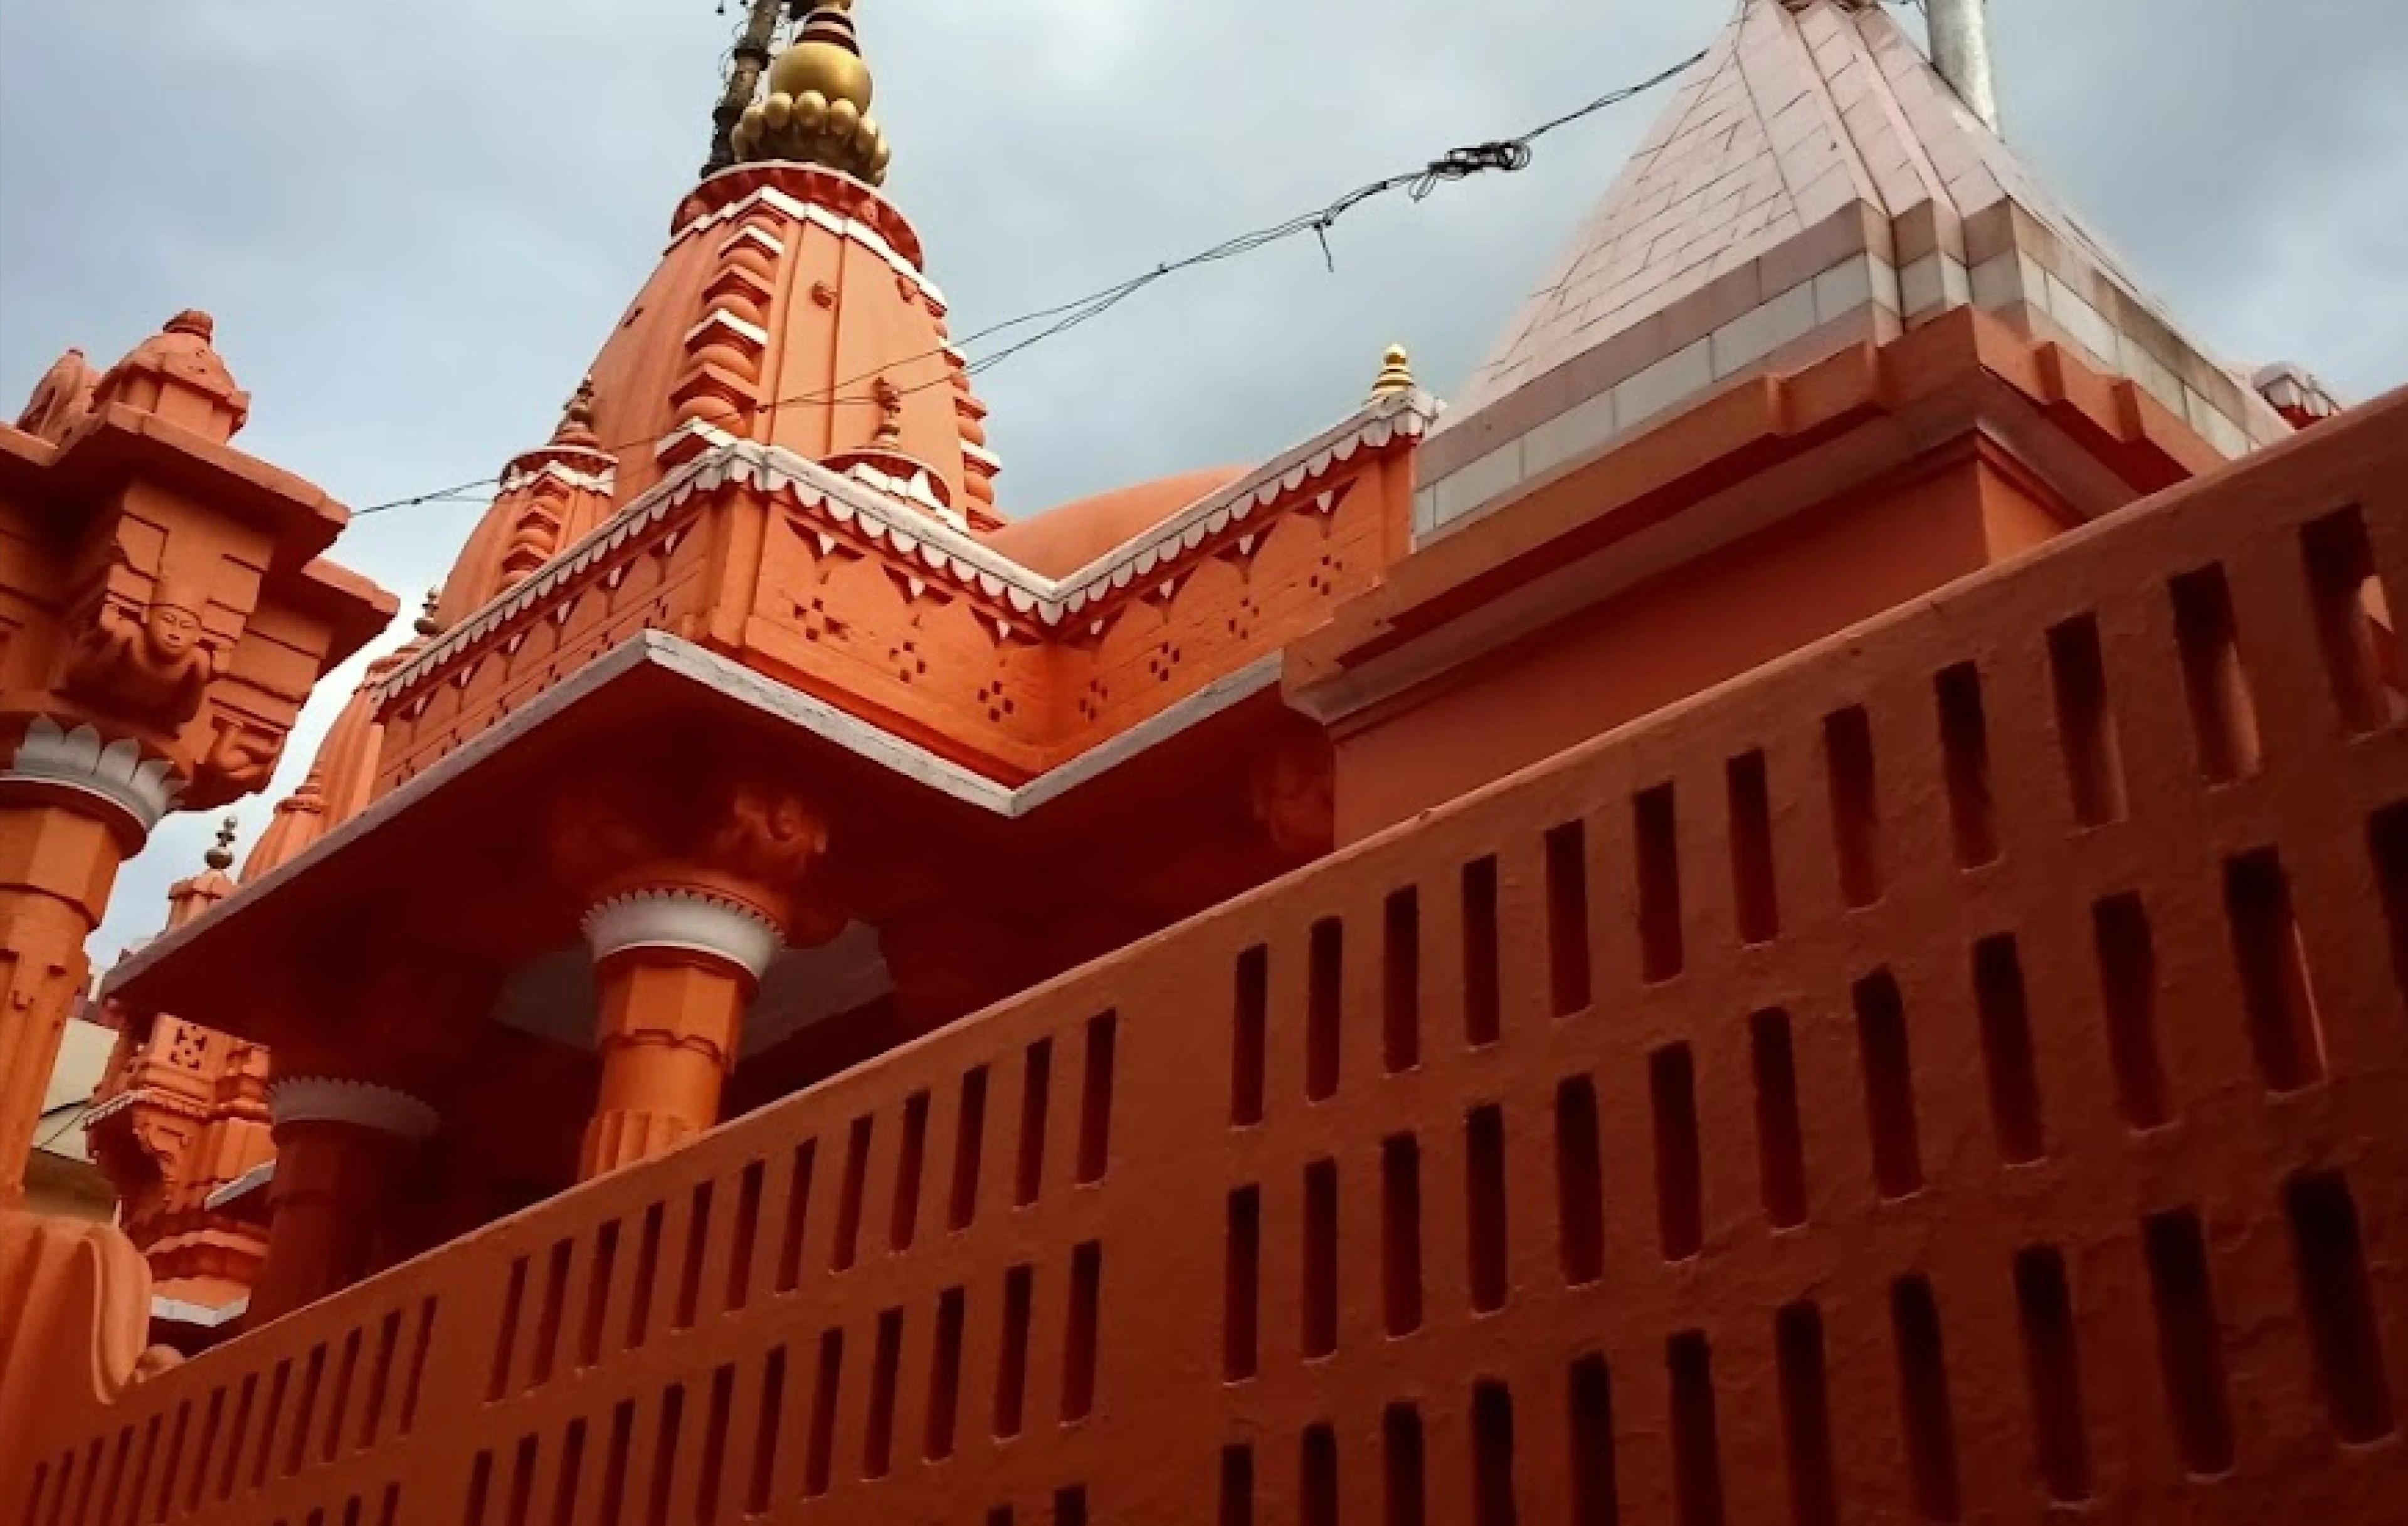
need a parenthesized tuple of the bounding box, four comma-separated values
(1, 716, 186, 841)
(267, 1077, 441, 1141)
(581, 888, 783, 981)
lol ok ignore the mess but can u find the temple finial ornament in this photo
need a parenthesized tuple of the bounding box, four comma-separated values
(1370, 344, 1416, 400)
(554, 377, 601, 449)
(413, 588, 443, 639)
(205, 816, 238, 872)
(731, 0, 892, 185)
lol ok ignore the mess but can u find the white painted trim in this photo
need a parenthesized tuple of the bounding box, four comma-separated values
(1, 717, 184, 838)
(268, 1077, 441, 1140)
(583, 890, 782, 980)
(152, 1293, 249, 1329)
(203, 1160, 274, 1212)
(103, 634, 1289, 999)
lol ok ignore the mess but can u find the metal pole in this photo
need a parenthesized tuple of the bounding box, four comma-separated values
(1926, 0, 2000, 132)
(702, 0, 791, 178)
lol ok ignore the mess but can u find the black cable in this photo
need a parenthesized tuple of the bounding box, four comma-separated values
(354, 45, 1707, 518)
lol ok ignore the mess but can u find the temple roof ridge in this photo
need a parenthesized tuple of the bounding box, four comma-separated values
(1417, 0, 2294, 536)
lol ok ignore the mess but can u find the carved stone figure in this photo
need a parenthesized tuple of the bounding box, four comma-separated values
(14, 348, 98, 443)
(64, 576, 221, 725)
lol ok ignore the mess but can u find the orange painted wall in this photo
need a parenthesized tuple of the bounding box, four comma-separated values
(1334, 455, 2067, 841)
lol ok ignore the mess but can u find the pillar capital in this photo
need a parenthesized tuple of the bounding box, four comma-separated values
(581, 887, 784, 982)
(265, 1076, 442, 1142)
(0, 716, 184, 849)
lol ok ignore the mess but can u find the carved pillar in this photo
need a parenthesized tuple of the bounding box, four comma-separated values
(0, 750, 170, 1208)
(246, 1078, 440, 1325)
(553, 762, 832, 1180)
(578, 892, 782, 1177)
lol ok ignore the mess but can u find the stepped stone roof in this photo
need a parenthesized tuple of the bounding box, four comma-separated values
(1418, 0, 2291, 537)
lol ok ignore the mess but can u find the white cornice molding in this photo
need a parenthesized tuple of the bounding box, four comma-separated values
(582, 888, 783, 980)
(378, 390, 1438, 710)
(1, 716, 184, 838)
(267, 1077, 441, 1141)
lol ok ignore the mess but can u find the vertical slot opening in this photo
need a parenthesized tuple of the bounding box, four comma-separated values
(283, 1349, 322, 1478)
(1063, 1242, 1102, 1422)
(645, 1383, 683, 1526)
(1635, 784, 1685, 980)
(1852, 971, 1924, 1199)
(1017, 1039, 1053, 1206)
(1308, 918, 1343, 1102)
(1467, 1104, 1509, 1313)
(191, 1389, 225, 1514)
(1668, 1334, 1725, 1526)
(1382, 1134, 1423, 1337)
(2048, 616, 2128, 827)
(322, 1329, 358, 1469)
(522, 1245, 567, 1396)
(950, 1070, 987, 1231)
(1651, 1045, 1704, 1260)
(1824, 707, 1883, 907)
(1890, 1277, 1960, 1520)
(2225, 848, 2328, 1092)
(2286, 1172, 2395, 1442)
(1303, 1160, 1339, 1359)
(1474, 1381, 1519, 1526)
(926, 1291, 964, 1460)
(832, 1117, 870, 1272)
(892, 1092, 929, 1251)
(362, 1310, 399, 1447)
(465, 1450, 492, 1526)
(1548, 820, 1593, 1014)
(488, 1260, 525, 1401)
(774, 1142, 813, 1295)
(1383, 1403, 1425, 1526)
(1464, 856, 1502, 1046)
(1749, 1011, 1808, 1229)
(1220, 1444, 1254, 1526)
(2302, 507, 2402, 734)
(727, 1162, 763, 1312)
(1301, 1425, 1338, 1526)
(1077, 1012, 1117, 1183)
(599, 1401, 635, 1524)
(1568, 1355, 1617, 1526)
(2171, 566, 2263, 782)
(2092, 894, 2170, 1128)
(1225, 1187, 1260, 1381)
(697, 1362, 734, 1524)
(1385, 887, 1421, 1072)
(1233, 945, 1267, 1125)
(1972, 935, 2046, 1164)
(1054, 1487, 1088, 1526)
(805, 1330, 843, 1498)
(1935, 663, 1999, 868)
(552, 1415, 587, 1526)
(218, 1374, 253, 1502)
(401, 1297, 435, 1434)
(1556, 1077, 1605, 1285)
(996, 1265, 1033, 1438)
(1775, 1304, 1839, 1526)
(2143, 1209, 2234, 1475)
(747, 1346, 785, 1514)
(2014, 1247, 2093, 1503)
(2375, 803, 2408, 1008)
(864, 1308, 901, 1478)
(673, 1182, 711, 1330)
(1726, 751, 1780, 944)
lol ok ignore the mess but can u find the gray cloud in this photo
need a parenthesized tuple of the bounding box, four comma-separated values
(1, 0, 2399, 962)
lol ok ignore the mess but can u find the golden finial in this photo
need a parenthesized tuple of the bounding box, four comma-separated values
(1370, 344, 1416, 401)
(732, 0, 892, 186)
(414, 587, 443, 638)
(204, 817, 238, 872)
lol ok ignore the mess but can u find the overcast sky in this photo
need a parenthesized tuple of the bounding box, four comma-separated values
(1, 0, 2402, 962)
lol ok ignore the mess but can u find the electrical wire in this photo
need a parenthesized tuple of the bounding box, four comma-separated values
(354, 45, 1706, 519)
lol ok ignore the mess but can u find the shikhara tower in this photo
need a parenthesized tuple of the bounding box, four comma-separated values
(3, 3, 2401, 1522)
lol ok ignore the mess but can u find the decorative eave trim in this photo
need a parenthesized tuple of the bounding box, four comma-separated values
(81, 1087, 209, 1129)
(1, 717, 184, 838)
(582, 889, 783, 981)
(684, 308, 773, 350)
(107, 634, 1289, 1004)
(672, 182, 936, 298)
(203, 1159, 275, 1212)
(499, 456, 618, 498)
(268, 1077, 441, 1140)
(152, 1293, 250, 1329)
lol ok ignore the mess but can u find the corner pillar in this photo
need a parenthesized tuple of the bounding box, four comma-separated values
(247, 1078, 440, 1325)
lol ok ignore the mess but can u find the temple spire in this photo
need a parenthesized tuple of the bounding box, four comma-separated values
(729, 0, 892, 185)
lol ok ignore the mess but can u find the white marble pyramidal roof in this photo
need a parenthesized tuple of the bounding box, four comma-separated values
(1417, 0, 2291, 537)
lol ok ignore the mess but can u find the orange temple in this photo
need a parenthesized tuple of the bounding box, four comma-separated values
(1, 2, 2399, 1522)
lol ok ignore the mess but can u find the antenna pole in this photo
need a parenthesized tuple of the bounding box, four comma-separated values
(702, 0, 792, 178)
